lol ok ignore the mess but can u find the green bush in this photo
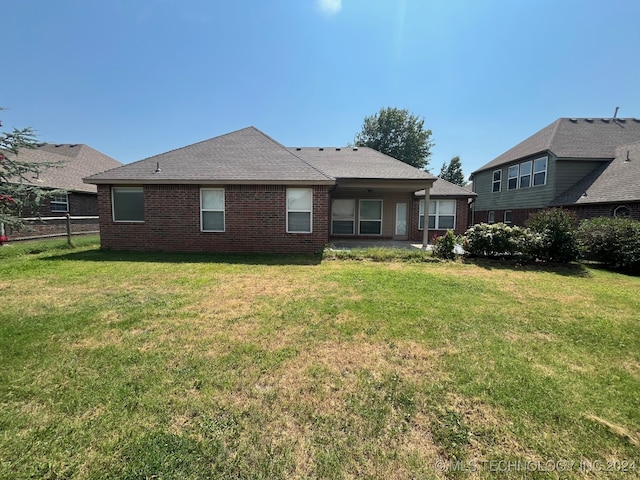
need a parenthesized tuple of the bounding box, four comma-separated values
(432, 230, 460, 260)
(577, 217, 640, 274)
(525, 208, 579, 262)
(463, 223, 539, 259)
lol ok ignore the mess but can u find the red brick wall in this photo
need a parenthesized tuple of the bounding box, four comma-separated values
(474, 203, 640, 226)
(410, 197, 471, 243)
(97, 184, 330, 254)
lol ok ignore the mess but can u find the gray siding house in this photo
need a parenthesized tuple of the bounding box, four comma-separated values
(470, 118, 640, 225)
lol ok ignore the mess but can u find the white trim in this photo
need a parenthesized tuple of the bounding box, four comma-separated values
(286, 188, 313, 234)
(50, 193, 69, 212)
(519, 160, 532, 188)
(533, 156, 548, 187)
(112, 186, 144, 223)
(504, 210, 512, 224)
(492, 169, 502, 193)
(427, 199, 456, 230)
(488, 210, 495, 223)
(200, 188, 225, 232)
(507, 165, 519, 190)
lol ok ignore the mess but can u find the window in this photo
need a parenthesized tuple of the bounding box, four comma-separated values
(533, 156, 548, 186)
(50, 193, 69, 212)
(504, 210, 512, 224)
(614, 205, 630, 218)
(429, 200, 455, 230)
(112, 187, 144, 222)
(331, 199, 355, 235)
(419, 199, 455, 230)
(287, 188, 312, 233)
(359, 199, 382, 235)
(519, 161, 532, 188)
(488, 211, 495, 223)
(201, 188, 225, 232)
(492, 169, 502, 192)
(508, 165, 519, 190)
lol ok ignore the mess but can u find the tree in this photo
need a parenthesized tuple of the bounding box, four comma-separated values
(1, 108, 60, 233)
(354, 107, 433, 170)
(438, 156, 466, 186)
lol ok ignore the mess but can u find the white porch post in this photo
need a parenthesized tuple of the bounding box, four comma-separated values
(422, 186, 430, 247)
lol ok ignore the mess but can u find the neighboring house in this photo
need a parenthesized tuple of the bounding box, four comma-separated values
(84, 127, 436, 254)
(414, 178, 476, 239)
(470, 118, 640, 225)
(3, 143, 122, 238)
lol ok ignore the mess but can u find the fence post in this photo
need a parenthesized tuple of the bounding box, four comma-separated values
(66, 213, 72, 245)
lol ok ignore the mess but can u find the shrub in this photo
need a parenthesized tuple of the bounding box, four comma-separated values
(525, 208, 579, 262)
(463, 223, 539, 259)
(577, 217, 640, 274)
(432, 230, 460, 260)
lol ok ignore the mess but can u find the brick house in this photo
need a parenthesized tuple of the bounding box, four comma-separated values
(3, 143, 122, 239)
(414, 178, 476, 241)
(84, 127, 437, 254)
(470, 118, 640, 225)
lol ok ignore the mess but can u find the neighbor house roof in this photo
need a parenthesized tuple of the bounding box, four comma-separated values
(415, 177, 476, 198)
(473, 118, 640, 174)
(85, 127, 436, 186)
(85, 127, 334, 185)
(288, 147, 436, 181)
(551, 141, 640, 205)
(3, 143, 122, 193)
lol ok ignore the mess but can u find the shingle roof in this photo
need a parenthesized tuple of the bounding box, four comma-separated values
(551, 141, 640, 205)
(3, 144, 122, 193)
(414, 177, 477, 198)
(85, 127, 334, 185)
(473, 118, 640, 174)
(85, 127, 436, 185)
(288, 147, 436, 181)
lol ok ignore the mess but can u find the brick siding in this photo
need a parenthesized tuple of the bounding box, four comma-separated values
(98, 184, 330, 254)
(410, 196, 471, 243)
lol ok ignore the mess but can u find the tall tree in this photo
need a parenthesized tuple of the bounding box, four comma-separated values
(354, 107, 434, 170)
(1, 109, 60, 232)
(438, 155, 466, 186)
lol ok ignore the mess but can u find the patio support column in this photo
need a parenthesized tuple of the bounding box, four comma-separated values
(422, 185, 431, 247)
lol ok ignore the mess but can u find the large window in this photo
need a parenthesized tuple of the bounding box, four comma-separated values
(359, 199, 382, 235)
(331, 199, 355, 235)
(492, 169, 502, 192)
(419, 199, 456, 230)
(112, 187, 144, 222)
(201, 188, 225, 232)
(429, 200, 455, 229)
(287, 188, 312, 233)
(50, 193, 69, 212)
(508, 165, 519, 190)
(519, 161, 532, 188)
(533, 156, 548, 186)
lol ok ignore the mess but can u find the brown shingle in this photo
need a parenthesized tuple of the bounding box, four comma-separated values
(86, 127, 334, 185)
(3, 144, 122, 193)
(473, 118, 640, 174)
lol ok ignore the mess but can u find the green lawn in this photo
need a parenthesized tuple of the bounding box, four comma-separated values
(1, 240, 639, 479)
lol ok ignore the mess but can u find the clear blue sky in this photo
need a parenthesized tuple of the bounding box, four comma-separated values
(3, 0, 640, 177)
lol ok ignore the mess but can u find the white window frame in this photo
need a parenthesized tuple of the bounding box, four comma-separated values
(507, 165, 519, 190)
(533, 156, 548, 186)
(200, 188, 225, 232)
(112, 186, 144, 223)
(286, 188, 313, 234)
(427, 199, 456, 230)
(331, 199, 355, 235)
(358, 199, 383, 235)
(488, 211, 495, 223)
(504, 210, 512, 224)
(50, 193, 69, 212)
(519, 160, 532, 189)
(492, 169, 502, 193)
(613, 205, 630, 218)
